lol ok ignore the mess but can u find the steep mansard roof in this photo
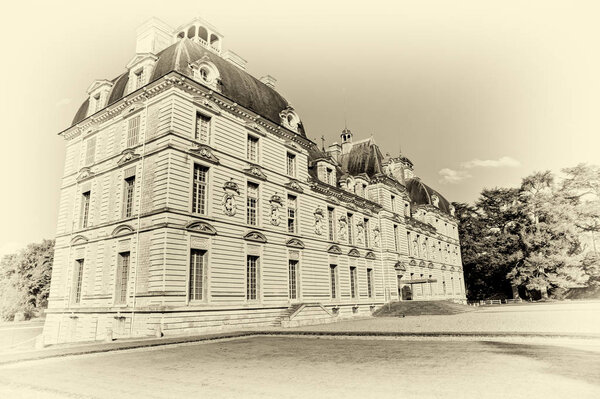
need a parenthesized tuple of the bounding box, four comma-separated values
(338, 138, 385, 178)
(405, 178, 452, 213)
(72, 39, 305, 137)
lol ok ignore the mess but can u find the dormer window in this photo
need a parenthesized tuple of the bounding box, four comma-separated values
(326, 167, 334, 185)
(93, 93, 102, 112)
(280, 107, 300, 132)
(134, 68, 145, 90)
(191, 58, 220, 90)
(86, 79, 113, 117)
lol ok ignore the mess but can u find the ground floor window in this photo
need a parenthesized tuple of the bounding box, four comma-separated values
(73, 259, 84, 304)
(189, 249, 206, 301)
(350, 266, 357, 298)
(247, 255, 259, 300)
(367, 268, 373, 298)
(330, 264, 338, 298)
(288, 259, 299, 300)
(116, 252, 130, 304)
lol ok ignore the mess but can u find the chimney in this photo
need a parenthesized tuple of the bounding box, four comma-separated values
(135, 18, 174, 54)
(260, 75, 277, 89)
(327, 143, 342, 161)
(223, 50, 247, 70)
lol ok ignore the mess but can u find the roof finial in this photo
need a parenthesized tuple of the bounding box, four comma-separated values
(320, 135, 326, 151)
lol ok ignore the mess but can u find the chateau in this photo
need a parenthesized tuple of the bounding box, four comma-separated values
(43, 17, 465, 344)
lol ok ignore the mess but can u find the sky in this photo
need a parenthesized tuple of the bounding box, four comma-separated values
(1, 0, 599, 256)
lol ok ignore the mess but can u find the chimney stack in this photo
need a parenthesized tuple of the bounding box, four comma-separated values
(260, 75, 277, 89)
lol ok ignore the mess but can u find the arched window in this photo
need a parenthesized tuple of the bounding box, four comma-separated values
(198, 26, 208, 42)
(187, 26, 196, 38)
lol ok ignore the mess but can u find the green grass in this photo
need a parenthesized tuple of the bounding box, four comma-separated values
(373, 300, 474, 317)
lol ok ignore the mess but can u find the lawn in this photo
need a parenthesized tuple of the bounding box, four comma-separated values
(0, 336, 599, 398)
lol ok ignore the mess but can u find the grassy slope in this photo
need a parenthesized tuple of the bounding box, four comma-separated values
(373, 300, 474, 317)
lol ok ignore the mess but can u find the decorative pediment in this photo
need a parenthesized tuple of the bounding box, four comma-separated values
(126, 53, 159, 69)
(86, 79, 113, 95)
(441, 265, 447, 270)
(244, 231, 267, 243)
(419, 260, 426, 267)
(117, 149, 140, 166)
(327, 245, 342, 255)
(365, 251, 376, 260)
(189, 144, 220, 164)
(185, 221, 217, 235)
(286, 238, 305, 249)
(450, 266, 456, 271)
(409, 259, 417, 266)
(270, 193, 283, 206)
(192, 96, 221, 115)
(428, 262, 434, 269)
(245, 121, 267, 136)
(76, 167, 94, 182)
(394, 261, 407, 271)
(348, 248, 361, 257)
(111, 224, 135, 237)
(121, 101, 145, 118)
(284, 179, 304, 194)
(70, 235, 89, 245)
(243, 164, 267, 180)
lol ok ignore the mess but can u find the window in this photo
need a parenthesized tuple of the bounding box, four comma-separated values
(189, 249, 206, 301)
(404, 203, 410, 217)
(247, 182, 259, 226)
(327, 207, 335, 241)
(93, 93, 101, 112)
(134, 68, 144, 89)
(80, 191, 91, 229)
(195, 113, 211, 144)
(127, 115, 140, 147)
(326, 167, 334, 185)
(73, 259, 84, 304)
(123, 176, 135, 218)
(407, 232, 411, 255)
(361, 183, 368, 198)
(192, 164, 208, 214)
(350, 266, 357, 298)
(247, 135, 259, 162)
(286, 152, 296, 177)
(120, 176, 136, 218)
(367, 268, 374, 298)
(116, 252, 130, 304)
(246, 255, 259, 300)
(347, 213, 353, 244)
(391, 195, 396, 212)
(85, 136, 96, 166)
(287, 195, 297, 234)
(288, 259, 299, 300)
(330, 264, 338, 298)
(363, 218, 370, 247)
(424, 238, 429, 259)
(393, 224, 399, 252)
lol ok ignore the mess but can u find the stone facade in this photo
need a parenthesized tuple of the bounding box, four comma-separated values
(43, 17, 466, 345)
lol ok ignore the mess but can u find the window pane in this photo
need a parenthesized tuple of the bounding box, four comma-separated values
(116, 252, 130, 304)
(287, 195, 296, 234)
(330, 265, 337, 298)
(85, 137, 96, 166)
(81, 191, 91, 228)
(350, 267, 357, 298)
(124, 177, 135, 218)
(246, 255, 259, 300)
(347, 213, 353, 244)
(367, 268, 373, 298)
(247, 135, 259, 162)
(286, 153, 296, 177)
(73, 259, 84, 304)
(327, 207, 334, 241)
(247, 182, 259, 225)
(288, 260, 298, 299)
(195, 113, 211, 144)
(127, 116, 140, 147)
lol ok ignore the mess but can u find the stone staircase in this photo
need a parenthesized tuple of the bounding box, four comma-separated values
(275, 303, 337, 327)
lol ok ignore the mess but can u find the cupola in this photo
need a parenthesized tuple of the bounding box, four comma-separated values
(174, 17, 223, 53)
(341, 128, 353, 154)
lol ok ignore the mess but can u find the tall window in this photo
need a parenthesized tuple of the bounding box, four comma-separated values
(363, 218, 370, 247)
(326, 167, 334, 185)
(192, 164, 208, 214)
(93, 93, 102, 112)
(347, 213, 353, 244)
(361, 183, 368, 198)
(286, 152, 296, 177)
(327, 207, 335, 241)
(246, 255, 259, 300)
(247, 182, 259, 226)
(367, 268, 374, 298)
(424, 238, 429, 259)
(407, 232, 411, 255)
(330, 264, 338, 298)
(127, 115, 140, 147)
(189, 249, 206, 301)
(394, 224, 400, 252)
(288, 259, 299, 300)
(85, 137, 96, 166)
(247, 135, 259, 162)
(287, 195, 297, 234)
(195, 113, 211, 144)
(134, 68, 144, 89)
(350, 266, 357, 298)
(123, 176, 135, 218)
(116, 252, 130, 304)
(80, 191, 91, 228)
(391, 194, 396, 212)
(404, 203, 410, 217)
(73, 259, 84, 304)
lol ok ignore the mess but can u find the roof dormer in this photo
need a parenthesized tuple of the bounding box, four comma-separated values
(86, 79, 113, 116)
(189, 56, 221, 91)
(126, 53, 159, 94)
(280, 106, 300, 132)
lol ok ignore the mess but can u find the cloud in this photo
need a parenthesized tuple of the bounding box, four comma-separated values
(438, 168, 472, 184)
(55, 98, 72, 107)
(461, 156, 520, 169)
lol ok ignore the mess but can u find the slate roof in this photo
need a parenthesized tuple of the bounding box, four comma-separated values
(338, 138, 385, 178)
(71, 39, 304, 137)
(405, 178, 451, 213)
